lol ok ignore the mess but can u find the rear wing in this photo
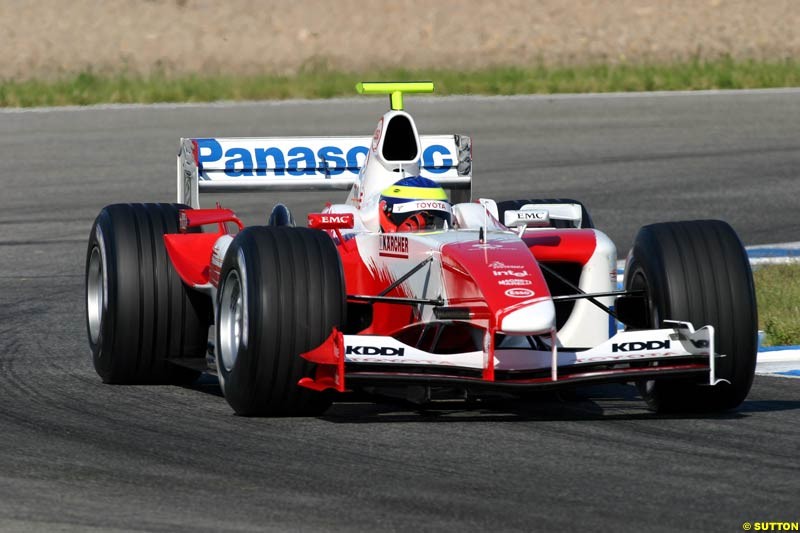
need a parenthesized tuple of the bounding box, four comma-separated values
(177, 135, 472, 208)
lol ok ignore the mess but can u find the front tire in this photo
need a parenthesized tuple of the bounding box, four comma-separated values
(86, 203, 210, 384)
(625, 220, 758, 412)
(215, 226, 345, 416)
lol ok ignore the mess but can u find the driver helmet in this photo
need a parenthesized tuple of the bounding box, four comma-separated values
(379, 176, 452, 233)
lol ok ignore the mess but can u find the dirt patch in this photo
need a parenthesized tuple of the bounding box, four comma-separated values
(2, 0, 798, 80)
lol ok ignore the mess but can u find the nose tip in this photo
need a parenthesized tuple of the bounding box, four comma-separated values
(499, 299, 556, 335)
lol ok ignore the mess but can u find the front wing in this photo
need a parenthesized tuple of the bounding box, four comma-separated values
(299, 321, 727, 393)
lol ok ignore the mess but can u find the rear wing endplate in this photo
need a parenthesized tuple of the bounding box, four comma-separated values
(177, 135, 472, 208)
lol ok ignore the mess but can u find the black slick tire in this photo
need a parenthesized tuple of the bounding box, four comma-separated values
(85, 203, 210, 384)
(625, 220, 758, 412)
(215, 226, 345, 416)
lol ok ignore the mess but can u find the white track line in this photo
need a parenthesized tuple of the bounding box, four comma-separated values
(3, 87, 800, 114)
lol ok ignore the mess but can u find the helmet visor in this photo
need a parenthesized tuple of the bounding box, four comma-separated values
(386, 199, 452, 232)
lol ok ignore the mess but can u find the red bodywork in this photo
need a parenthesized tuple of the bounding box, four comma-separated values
(164, 208, 243, 287)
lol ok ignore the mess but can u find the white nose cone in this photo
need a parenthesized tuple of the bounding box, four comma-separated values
(500, 299, 556, 335)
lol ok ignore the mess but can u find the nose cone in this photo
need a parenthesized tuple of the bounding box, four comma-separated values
(499, 299, 556, 335)
(440, 236, 556, 336)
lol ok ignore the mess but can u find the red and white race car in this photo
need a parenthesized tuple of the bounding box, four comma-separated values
(85, 82, 758, 416)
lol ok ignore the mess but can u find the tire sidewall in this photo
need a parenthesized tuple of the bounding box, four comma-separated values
(86, 210, 118, 381)
(215, 239, 252, 400)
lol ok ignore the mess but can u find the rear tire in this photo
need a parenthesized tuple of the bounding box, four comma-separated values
(215, 226, 345, 416)
(625, 220, 757, 412)
(496, 198, 594, 229)
(85, 203, 211, 384)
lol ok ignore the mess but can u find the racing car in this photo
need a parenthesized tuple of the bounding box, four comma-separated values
(85, 82, 758, 416)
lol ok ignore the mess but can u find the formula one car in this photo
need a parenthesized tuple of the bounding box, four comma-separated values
(85, 82, 758, 416)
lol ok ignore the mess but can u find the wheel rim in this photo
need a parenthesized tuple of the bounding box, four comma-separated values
(87, 245, 105, 344)
(219, 269, 244, 372)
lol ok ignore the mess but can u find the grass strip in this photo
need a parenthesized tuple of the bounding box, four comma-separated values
(2, 57, 800, 107)
(754, 264, 800, 347)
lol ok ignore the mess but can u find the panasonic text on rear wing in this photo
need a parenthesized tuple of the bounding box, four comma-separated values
(177, 135, 472, 207)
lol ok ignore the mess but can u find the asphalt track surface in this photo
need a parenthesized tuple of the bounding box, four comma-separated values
(1, 91, 798, 531)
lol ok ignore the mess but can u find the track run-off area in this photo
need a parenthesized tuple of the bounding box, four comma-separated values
(0, 90, 798, 531)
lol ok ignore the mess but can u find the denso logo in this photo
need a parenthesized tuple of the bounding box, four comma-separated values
(493, 270, 529, 277)
(346, 346, 405, 356)
(489, 261, 524, 269)
(194, 139, 456, 176)
(611, 340, 671, 352)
